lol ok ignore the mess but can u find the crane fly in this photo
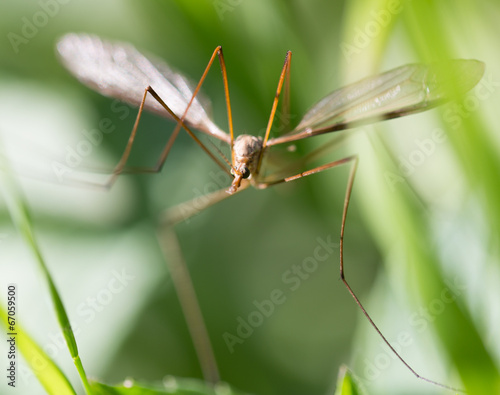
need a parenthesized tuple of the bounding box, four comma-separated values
(56, 33, 485, 392)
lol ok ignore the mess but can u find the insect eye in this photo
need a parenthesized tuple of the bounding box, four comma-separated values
(241, 167, 250, 179)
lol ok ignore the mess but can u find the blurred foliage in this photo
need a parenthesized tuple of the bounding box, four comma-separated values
(0, 1, 499, 395)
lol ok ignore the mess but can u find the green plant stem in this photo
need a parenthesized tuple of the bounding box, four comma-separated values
(0, 136, 92, 394)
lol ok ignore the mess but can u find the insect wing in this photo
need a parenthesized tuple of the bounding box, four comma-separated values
(56, 33, 229, 143)
(268, 59, 484, 146)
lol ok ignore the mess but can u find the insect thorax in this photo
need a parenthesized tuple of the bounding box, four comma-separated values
(232, 134, 263, 177)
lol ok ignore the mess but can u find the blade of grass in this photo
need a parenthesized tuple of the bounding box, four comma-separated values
(90, 377, 249, 395)
(0, 305, 77, 395)
(334, 365, 363, 395)
(0, 134, 92, 394)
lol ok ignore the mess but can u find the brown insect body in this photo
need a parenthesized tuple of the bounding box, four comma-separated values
(228, 134, 263, 193)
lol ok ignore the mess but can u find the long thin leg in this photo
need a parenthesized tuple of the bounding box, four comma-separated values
(151, 46, 235, 176)
(256, 132, 351, 186)
(75, 46, 235, 189)
(129, 86, 231, 177)
(158, 227, 219, 383)
(337, 164, 464, 393)
(255, 51, 292, 175)
(161, 180, 249, 227)
(157, 182, 249, 384)
(261, 51, 292, 149)
(256, 156, 464, 393)
(278, 51, 292, 135)
(216, 47, 235, 151)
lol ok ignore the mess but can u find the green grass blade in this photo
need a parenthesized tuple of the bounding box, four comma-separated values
(0, 305, 76, 395)
(90, 378, 250, 395)
(0, 137, 92, 394)
(334, 365, 363, 395)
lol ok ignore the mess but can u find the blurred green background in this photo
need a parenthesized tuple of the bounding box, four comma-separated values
(1, 1, 500, 394)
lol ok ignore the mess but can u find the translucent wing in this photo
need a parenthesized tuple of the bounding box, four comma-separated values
(267, 59, 485, 146)
(56, 33, 230, 144)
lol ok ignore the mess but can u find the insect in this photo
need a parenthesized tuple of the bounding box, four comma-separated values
(56, 33, 485, 392)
